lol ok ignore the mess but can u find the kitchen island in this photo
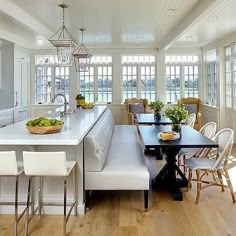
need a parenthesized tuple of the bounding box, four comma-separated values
(0, 105, 107, 215)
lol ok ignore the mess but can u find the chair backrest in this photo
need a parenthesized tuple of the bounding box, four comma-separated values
(23, 151, 67, 176)
(178, 97, 202, 130)
(0, 151, 18, 175)
(125, 98, 149, 124)
(212, 128, 234, 169)
(195, 122, 217, 157)
(199, 122, 217, 139)
(186, 113, 196, 128)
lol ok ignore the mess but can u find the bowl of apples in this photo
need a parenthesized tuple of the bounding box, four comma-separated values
(26, 117, 64, 134)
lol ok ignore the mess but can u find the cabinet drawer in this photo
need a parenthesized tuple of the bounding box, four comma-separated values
(14, 109, 28, 123)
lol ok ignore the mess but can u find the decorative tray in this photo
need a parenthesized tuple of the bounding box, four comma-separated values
(26, 125, 63, 135)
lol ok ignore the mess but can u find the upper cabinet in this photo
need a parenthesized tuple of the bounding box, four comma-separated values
(0, 42, 14, 110)
(14, 45, 30, 107)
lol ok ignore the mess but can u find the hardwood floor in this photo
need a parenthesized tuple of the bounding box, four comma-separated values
(1, 147, 236, 236)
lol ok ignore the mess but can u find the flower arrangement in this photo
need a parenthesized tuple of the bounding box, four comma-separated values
(165, 105, 188, 124)
(149, 100, 164, 111)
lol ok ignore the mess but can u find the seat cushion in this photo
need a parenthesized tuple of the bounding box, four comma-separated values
(84, 109, 114, 172)
(85, 125, 150, 190)
(129, 103, 144, 118)
(184, 104, 198, 116)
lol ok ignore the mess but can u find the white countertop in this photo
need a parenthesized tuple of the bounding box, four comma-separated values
(0, 105, 107, 146)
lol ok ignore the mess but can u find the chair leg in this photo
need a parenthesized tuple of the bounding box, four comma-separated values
(73, 165, 78, 216)
(188, 169, 192, 190)
(38, 177, 43, 215)
(183, 155, 187, 174)
(217, 171, 224, 192)
(25, 177, 32, 236)
(144, 190, 148, 210)
(14, 176, 19, 236)
(224, 168, 236, 203)
(196, 170, 201, 204)
(63, 177, 67, 236)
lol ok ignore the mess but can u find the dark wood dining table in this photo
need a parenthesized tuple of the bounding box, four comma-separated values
(138, 125, 218, 201)
(136, 113, 172, 125)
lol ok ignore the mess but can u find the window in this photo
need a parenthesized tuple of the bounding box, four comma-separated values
(122, 55, 156, 102)
(225, 44, 236, 109)
(165, 55, 200, 103)
(205, 50, 217, 106)
(79, 56, 112, 103)
(35, 55, 70, 103)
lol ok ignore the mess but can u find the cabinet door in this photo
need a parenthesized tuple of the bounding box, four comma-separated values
(21, 61, 28, 106)
(14, 61, 21, 107)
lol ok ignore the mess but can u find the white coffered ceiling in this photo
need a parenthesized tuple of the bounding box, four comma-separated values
(1, 0, 235, 50)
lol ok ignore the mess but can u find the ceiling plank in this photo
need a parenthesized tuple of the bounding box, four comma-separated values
(0, 0, 53, 37)
(159, 0, 216, 50)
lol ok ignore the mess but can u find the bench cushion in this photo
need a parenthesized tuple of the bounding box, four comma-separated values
(85, 125, 150, 190)
(84, 109, 114, 172)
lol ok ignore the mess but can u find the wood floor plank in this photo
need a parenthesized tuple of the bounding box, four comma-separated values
(1, 147, 236, 235)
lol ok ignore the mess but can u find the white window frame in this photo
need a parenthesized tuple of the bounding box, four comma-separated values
(79, 56, 113, 104)
(122, 55, 156, 102)
(165, 55, 200, 103)
(225, 44, 236, 109)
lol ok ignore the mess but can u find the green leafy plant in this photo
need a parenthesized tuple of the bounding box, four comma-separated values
(75, 93, 85, 100)
(165, 105, 188, 124)
(149, 100, 164, 111)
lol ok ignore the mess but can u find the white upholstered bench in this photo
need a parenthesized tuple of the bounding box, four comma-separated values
(84, 109, 150, 210)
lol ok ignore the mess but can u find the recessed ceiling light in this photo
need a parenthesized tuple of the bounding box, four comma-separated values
(168, 8, 176, 12)
(186, 35, 192, 39)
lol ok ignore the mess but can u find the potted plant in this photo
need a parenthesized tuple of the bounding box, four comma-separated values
(75, 94, 85, 108)
(149, 100, 164, 120)
(165, 105, 188, 133)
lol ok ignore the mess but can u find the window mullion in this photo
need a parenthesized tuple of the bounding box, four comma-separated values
(94, 65, 98, 102)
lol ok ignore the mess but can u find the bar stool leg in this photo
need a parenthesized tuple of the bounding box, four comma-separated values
(73, 166, 78, 216)
(63, 177, 67, 236)
(38, 177, 43, 215)
(25, 177, 32, 236)
(14, 176, 19, 236)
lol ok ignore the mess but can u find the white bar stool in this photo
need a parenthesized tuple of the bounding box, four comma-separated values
(23, 151, 77, 236)
(0, 151, 27, 236)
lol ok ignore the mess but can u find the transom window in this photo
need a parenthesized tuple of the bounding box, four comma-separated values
(165, 55, 199, 103)
(122, 55, 156, 102)
(79, 56, 112, 103)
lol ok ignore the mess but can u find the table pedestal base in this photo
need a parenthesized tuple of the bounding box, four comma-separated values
(152, 147, 188, 201)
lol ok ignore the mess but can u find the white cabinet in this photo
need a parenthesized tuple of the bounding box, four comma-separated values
(0, 109, 14, 128)
(13, 106, 29, 123)
(14, 46, 29, 107)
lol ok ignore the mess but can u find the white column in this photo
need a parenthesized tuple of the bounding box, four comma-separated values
(112, 54, 122, 104)
(218, 47, 225, 129)
(156, 50, 166, 102)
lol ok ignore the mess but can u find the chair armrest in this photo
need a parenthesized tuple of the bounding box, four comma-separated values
(127, 112, 135, 125)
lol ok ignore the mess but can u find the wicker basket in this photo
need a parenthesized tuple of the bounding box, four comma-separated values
(81, 104, 94, 109)
(26, 125, 63, 135)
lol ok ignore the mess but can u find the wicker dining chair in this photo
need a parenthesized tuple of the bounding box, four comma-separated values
(178, 122, 217, 174)
(186, 128, 236, 204)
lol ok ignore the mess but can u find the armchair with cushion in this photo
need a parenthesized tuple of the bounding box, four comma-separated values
(178, 97, 202, 130)
(125, 98, 150, 125)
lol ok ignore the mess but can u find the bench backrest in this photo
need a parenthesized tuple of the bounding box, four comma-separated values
(84, 109, 114, 171)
